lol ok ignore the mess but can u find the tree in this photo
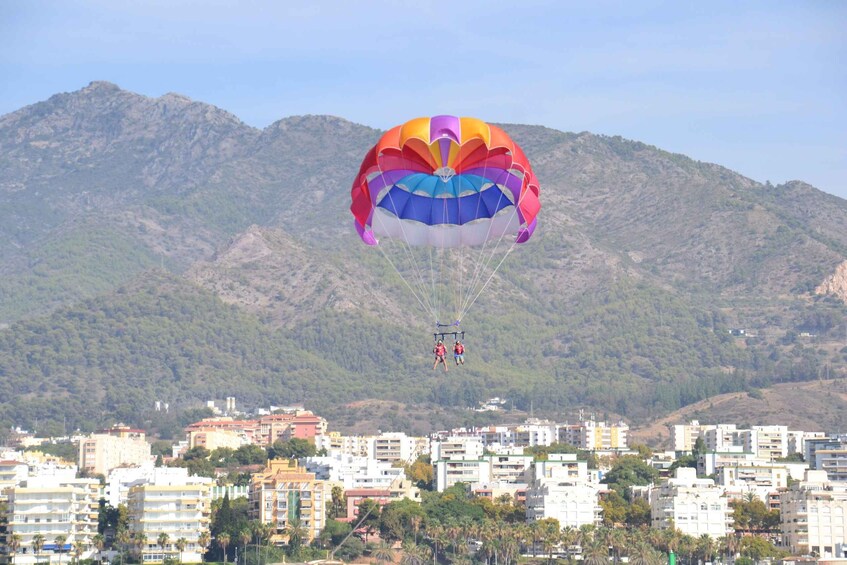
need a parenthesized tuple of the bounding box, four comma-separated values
(283, 519, 307, 555)
(330, 485, 346, 519)
(175, 538, 188, 564)
(357, 498, 381, 543)
(54, 535, 68, 565)
(198, 531, 211, 564)
(8, 533, 22, 564)
(601, 455, 659, 500)
(399, 541, 430, 565)
(379, 499, 426, 543)
(32, 534, 45, 565)
(72, 541, 86, 565)
(134, 533, 148, 560)
(372, 541, 396, 565)
(91, 534, 105, 564)
(269, 438, 316, 459)
(183, 446, 210, 461)
(405, 455, 434, 490)
(158, 533, 170, 558)
(217, 533, 231, 564)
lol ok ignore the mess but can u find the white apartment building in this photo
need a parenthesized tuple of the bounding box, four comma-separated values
(650, 467, 732, 539)
(703, 425, 743, 453)
(127, 476, 213, 564)
(525, 455, 601, 528)
(372, 432, 429, 463)
(741, 426, 789, 461)
(302, 454, 405, 489)
(671, 421, 711, 452)
(3, 477, 101, 565)
(105, 466, 200, 507)
(435, 457, 491, 492)
(432, 436, 484, 461)
(314, 432, 428, 463)
(781, 470, 847, 558)
(79, 426, 151, 476)
(715, 464, 789, 502)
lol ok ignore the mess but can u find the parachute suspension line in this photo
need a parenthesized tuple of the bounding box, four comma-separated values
(386, 182, 440, 320)
(458, 186, 525, 321)
(462, 236, 520, 319)
(459, 144, 497, 319)
(371, 196, 437, 322)
(370, 225, 432, 319)
(459, 188, 508, 316)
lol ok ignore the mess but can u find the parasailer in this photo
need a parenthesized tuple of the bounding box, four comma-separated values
(350, 115, 541, 358)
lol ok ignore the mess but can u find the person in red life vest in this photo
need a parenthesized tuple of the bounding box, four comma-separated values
(453, 340, 465, 366)
(432, 339, 448, 372)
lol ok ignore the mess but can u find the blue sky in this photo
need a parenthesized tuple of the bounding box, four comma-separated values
(2, 1, 845, 199)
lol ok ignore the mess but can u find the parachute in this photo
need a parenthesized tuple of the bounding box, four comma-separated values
(350, 115, 540, 328)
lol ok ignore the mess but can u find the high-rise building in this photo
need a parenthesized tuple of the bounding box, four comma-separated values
(781, 470, 847, 558)
(78, 425, 151, 476)
(248, 460, 326, 544)
(126, 476, 213, 564)
(3, 477, 101, 565)
(650, 467, 732, 539)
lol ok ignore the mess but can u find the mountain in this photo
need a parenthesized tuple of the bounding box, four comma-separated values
(1, 81, 846, 435)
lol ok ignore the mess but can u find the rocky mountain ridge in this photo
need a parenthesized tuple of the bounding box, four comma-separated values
(1, 81, 846, 432)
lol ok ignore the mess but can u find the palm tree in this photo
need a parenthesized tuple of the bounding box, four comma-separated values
(217, 533, 231, 564)
(32, 534, 46, 565)
(92, 534, 105, 564)
(629, 543, 662, 565)
(54, 535, 68, 565)
(238, 528, 251, 563)
(582, 539, 609, 565)
(283, 519, 306, 555)
(372, 541, 396, 565)
(175, 538, 188, 564)
(330, 485, 345, 519)
(400, 541, 431, 565)
(134, 533, 148, 562)
(8, 533, 22, 564)
(158, 533, 170, 560)
(72, 541, 86, 565)
(198, 531, 211, 564)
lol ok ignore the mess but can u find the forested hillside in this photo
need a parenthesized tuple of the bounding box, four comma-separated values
(1, 82, 846, 433)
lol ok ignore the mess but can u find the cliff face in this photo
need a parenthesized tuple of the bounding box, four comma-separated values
(817, 260, 847, 304)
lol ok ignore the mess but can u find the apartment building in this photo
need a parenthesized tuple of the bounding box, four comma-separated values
(558, 420, 628, 451)
(78, 425, 151, 476)
(248, 460, 326, 544)
(525, 455, 600, 528)
(432, 436, 484, 461)
(715, 464, 788, 502)
(302, 454, 405, 490)
(372, 432, 429, 464)
(741, 426, 789, 461)
(187, 428, 247, 451)
(650, 467, 732, 539)
(127, 476, 213, 564)
(814, 449, 847, 482)
(257, 411, 327, 445)
(3, 477, 101, 565)
(780, 470, 847, 558)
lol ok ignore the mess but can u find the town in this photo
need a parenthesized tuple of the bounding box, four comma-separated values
(1, 398, 845, 565)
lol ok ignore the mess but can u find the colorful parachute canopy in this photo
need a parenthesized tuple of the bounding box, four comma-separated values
(351, 115, 540, 248)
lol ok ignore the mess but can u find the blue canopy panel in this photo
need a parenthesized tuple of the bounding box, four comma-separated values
(396, 173, 487, 198)
(376, 184, 513, 226)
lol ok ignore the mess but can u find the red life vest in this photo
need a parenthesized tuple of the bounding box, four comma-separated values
(434, 344, 446, 356)
(454, 344, 464, 354)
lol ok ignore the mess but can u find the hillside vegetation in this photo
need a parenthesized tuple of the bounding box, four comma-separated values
(1, 82, 846, 433)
